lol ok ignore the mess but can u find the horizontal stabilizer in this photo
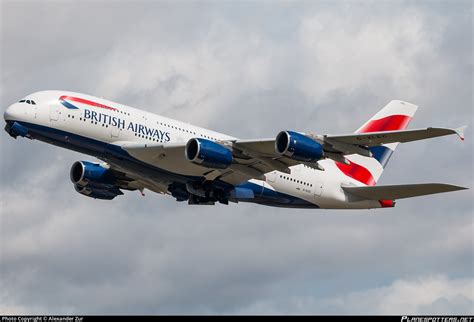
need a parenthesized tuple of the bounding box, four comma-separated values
(342, 183, 468, 200)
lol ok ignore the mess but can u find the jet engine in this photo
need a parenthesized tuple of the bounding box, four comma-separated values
(185, 138, 233, 169)
(275, 131, 324, 162)
(70, 161, 123, 200)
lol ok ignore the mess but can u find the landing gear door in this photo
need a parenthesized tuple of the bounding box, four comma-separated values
(313, 182, 323, 197)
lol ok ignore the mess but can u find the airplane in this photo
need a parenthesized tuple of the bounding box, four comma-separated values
(3, 90, 468, 209)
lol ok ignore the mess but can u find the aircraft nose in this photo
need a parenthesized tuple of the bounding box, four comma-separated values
(4, 103, 29, 138)
(4, 103, 16, 121)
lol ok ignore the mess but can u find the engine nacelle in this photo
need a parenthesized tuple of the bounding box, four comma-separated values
(70, 161, 123, 200)
(74, 184, 123, 200)
(275, 131, 324, 162)
(185, 138, 233, 169)
(70, 161, 115, 186)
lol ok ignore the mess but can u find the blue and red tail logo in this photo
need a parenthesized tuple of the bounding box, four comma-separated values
(335, 114, 413, 185)
(59, 95, 118, 111)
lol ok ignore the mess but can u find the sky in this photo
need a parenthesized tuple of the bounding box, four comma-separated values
(0, 0, 473, 315)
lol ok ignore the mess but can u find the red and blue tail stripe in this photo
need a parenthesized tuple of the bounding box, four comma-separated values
(335, 114, 409, 185)
(334, 101, 418, 186)
(335, 161, 376, 186)
(357, 114, 411, 133)
(369, 145, 393, 168)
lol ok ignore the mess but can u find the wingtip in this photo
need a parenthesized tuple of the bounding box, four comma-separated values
(445, 184, 469, 191)
(455, 125, 468, 141)
(429, 183, 469, 192)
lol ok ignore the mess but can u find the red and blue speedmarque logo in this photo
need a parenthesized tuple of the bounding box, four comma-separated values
(59, 95, 118, 111)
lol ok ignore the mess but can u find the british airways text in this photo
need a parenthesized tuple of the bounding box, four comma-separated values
(83, 109, 171, 142)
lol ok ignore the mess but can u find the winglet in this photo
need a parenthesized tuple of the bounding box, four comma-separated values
(455, 125, 468, 141)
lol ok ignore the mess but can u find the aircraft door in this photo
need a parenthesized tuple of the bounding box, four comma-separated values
(266, 171, 277, 183)
(110, 125, 119, 138)
(49, 104, 60, 121)
(23, 104, 38, 119)
(313, 182, 323, 197)
(32, 104, 38, 119)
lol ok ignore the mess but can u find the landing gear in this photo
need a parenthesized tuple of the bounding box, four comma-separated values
(188, 194, 215, 205)
(168, 181, 230, 205)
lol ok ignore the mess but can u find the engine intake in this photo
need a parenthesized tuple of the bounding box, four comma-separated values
(275, 131, 324, 162)
(70, 161, 115, 186)
(185, 138, 232, 169)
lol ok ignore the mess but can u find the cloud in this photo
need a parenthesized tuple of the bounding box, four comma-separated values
(1, 172, 472, 314)
(298, 6, 443, 101)
(1, 1, 472, 315)
(239, 275, 474, 314)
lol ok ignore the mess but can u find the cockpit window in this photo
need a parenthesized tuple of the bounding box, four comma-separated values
(18, 99, 36, 105)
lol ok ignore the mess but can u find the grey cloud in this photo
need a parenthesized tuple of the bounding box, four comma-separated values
(237, 275, 474, 314)
(1, 0, 472, 315)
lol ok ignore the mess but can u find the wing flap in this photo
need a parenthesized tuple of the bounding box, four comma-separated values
(342, 183, 467, 200)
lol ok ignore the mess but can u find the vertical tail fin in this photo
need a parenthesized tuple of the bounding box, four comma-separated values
(335, 100, 418, 186)
(355, 100, 418, 134)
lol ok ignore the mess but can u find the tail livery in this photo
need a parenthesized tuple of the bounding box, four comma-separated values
(330, 100, 467, 207)
(335, 100, 418, 186)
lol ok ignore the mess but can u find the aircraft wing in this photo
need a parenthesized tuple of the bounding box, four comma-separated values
(317, 126, 467, 148)
(342, 183, 468, 200)
(119, 124, 466, 184)
(225, 125, 466, 168)
(229, 138, 320, 172)
(119, 140, 315, 185)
